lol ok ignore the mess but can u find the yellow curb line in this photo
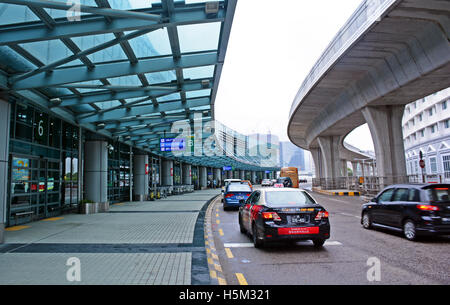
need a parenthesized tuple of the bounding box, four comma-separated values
(225, 248, 234, 259)
(204, 195, 227, 285)
(235, 273, 248, 285)
(5, 225, 30, 231)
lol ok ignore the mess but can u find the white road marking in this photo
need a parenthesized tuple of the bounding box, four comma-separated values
(224, 241, 343, 247)
(224, 243, 254, 248)
(339, 212, 360, 219)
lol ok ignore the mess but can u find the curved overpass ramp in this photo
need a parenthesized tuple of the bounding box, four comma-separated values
(288, 0, 450, 184)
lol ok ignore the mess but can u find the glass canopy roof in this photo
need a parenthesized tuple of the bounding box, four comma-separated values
(0, 0, 279, 171)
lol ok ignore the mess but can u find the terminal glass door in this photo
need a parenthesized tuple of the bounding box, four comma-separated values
(9, 155, 61, 225)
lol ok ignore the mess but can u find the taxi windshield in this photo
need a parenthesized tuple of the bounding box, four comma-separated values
(265, 191, 316, 207)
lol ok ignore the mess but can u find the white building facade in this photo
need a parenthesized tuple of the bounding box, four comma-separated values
(402, 88, 450, 183)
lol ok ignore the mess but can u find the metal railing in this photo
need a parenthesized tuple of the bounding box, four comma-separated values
(312, 173, 450, 195)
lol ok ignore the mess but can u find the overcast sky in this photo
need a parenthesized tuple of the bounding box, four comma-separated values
(215, 0, 375, 151)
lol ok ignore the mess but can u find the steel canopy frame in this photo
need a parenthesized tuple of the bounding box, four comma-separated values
(0, 0, 277, 172)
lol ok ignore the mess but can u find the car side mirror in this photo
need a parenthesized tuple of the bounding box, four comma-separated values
(370, 197, 377, 203)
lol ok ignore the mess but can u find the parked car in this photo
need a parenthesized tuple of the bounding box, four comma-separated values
(276, 177, 293, 188)
(222, 179, 241, 193)
(361, 184, 450, 241)
(223, 183, 252, 211)
(238, 188, 330, 248)
(261, 179, 272, 187)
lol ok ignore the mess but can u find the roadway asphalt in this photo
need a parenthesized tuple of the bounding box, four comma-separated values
(210, 185, 450, 285)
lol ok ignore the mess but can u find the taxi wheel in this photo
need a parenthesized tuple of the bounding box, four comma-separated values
(252, 224, 264, 248)
(239, 215, 246, 234)
(313, 239, 325, 248)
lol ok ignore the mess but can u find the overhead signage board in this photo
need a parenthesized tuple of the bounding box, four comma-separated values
(160, 136, 194, 153)
(160, 138, 186, 152)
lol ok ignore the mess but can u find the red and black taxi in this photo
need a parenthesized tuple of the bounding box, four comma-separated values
(238, 188, 330, 248)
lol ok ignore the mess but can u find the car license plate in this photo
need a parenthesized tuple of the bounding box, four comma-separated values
(236, 196, 244, 200)
(442, 218, 450, 223)
(291, 215, 306, 223)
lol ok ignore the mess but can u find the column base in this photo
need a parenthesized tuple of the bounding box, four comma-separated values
(133, 194, 147, 202)
(0, 223, 4, 244)
(79, 202, 109, 214)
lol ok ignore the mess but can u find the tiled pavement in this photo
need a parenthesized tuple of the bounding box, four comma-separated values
(0, 189, 220, 285)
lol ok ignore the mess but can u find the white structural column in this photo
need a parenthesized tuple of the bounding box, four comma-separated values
(317, 136, 342, 179)
(182, 164, 192, 185)
(199, 166, 207, 189)
(362, 105, 407, 184)
(240, 170, 245, 180)
(213, 168, 221, 186)
(162, 160, 174, 186)
(0, 96, 10, 243)
(133, 154, 149, 201)
(251, 171, 257, 184)
(84, 141, 108, 205)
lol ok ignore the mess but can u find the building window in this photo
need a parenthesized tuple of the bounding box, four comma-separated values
(431, 124, 437, 134)
(429, 108, 433, 116)
(443, 155, 450, 179)
(429, 157, 437, 173)
(418, 113, 422, 122)
(443, 100, 447, 110)
(420, 129, 424, 137)
(444, 119, 450, 129)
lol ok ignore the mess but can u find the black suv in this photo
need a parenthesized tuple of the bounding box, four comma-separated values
(361, 184, 450, 241)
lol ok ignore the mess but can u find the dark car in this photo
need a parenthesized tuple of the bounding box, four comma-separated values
(238, 188, 330, 248)
(223, 183, 252, 211)
(276, 177, 293, 188)
(361, 184, 450, 241)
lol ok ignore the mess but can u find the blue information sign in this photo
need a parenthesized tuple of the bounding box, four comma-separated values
(223, 166, 232, 171)
(160, 138, 186, 152)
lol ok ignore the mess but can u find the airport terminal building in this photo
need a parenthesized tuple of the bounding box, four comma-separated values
(0, 0, 278, 243)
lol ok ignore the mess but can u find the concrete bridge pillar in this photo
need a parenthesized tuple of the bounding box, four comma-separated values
(310, 147, 323, 179)
(362, 106, 407, 185)
(317, 136, 341, 179)
(351, 161, 359, 176)
(342, 160, 349, 177)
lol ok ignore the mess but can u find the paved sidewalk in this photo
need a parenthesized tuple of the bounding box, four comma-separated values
(0, 189, 220, 285)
